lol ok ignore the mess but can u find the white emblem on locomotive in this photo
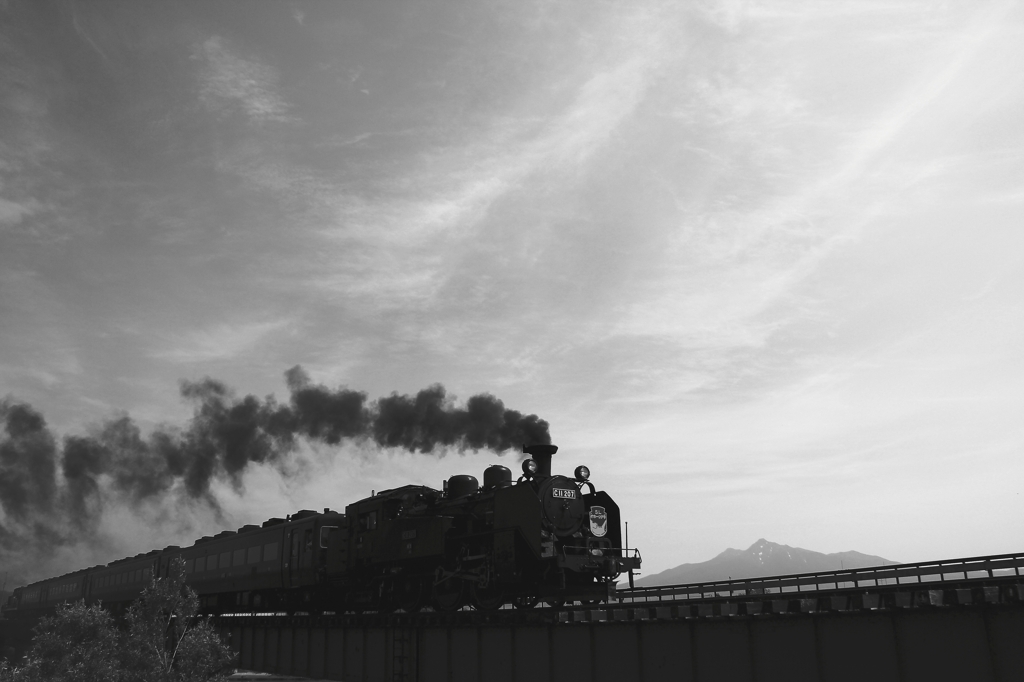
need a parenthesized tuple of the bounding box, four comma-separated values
(589, 505, 607, 537)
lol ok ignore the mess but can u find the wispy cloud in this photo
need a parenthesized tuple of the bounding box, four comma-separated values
(242, 5, 672, 318)
(198, 36, 293, 123)
(585, 1, 1021, 402)
(0, 195, 41, 226)
(149, 320, 292, 363)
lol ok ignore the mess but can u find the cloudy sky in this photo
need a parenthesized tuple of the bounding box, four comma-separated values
(2, 0, 1023, 578)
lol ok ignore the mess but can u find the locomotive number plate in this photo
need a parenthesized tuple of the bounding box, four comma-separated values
(551, 488, 576, 499)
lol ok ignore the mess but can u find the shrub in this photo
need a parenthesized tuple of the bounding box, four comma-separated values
(1, 558, 234, 682)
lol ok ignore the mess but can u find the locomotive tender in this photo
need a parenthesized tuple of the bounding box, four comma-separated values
(1, 444, 640, 617)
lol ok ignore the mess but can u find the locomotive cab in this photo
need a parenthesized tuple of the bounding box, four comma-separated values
(346, 486, 452, 568)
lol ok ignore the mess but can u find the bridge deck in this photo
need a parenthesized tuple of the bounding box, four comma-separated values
(212, 551, 1024, 681)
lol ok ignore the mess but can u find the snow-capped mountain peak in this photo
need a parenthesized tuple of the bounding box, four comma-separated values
(634, 539, 896, 587)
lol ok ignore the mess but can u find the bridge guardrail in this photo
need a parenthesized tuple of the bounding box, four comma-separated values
(615, 550, 1024, 603)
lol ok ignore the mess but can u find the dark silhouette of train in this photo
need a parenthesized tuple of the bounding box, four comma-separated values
(1, 445, 640, 617)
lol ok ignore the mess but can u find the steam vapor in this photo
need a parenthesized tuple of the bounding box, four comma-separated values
(0, 367, 550, 579)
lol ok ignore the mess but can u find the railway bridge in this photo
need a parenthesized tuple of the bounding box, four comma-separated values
(214, 550, 1024, 681)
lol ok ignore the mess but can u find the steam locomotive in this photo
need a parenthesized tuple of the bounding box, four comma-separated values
(1, 444, 640, 617)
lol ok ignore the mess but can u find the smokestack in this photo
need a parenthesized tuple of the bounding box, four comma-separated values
(523, 443, 558, 478)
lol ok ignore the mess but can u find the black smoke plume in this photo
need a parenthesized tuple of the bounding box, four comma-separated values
(0, 368, 550, 574)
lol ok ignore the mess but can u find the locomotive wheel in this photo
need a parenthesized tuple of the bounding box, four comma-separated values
(396, 578, 426, 613)
(432, 577, 466, 612)
(470, 582, 505, 611)
(512, 594, 539, 610)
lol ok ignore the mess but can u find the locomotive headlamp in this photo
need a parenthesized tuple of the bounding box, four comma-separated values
(574, 465, 590, 482)
(522, 459, 539, 477)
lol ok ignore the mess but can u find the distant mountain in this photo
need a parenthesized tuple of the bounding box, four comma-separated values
(634, 539, 897, 587)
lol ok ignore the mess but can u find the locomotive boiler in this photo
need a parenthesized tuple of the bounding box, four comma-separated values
(1, 444, 640, 617)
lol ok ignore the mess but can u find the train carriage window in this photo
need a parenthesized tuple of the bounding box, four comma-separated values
(207, 556, 217, 572)
(143, 568, 151, 582)
(263, 542, 278, 562)
(184, 559, 194, 574)
(233, 549, 245, 566)
(247, 546, 261, 564)
(358, 511, 377, 531)
(383, 498, 402, 520)
(319, 526, 339, 548)
(219, 552, 231, 569)
(302, 530, 313, 567)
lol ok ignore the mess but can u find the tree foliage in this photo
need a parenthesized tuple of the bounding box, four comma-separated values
(0, 558, 234, 682)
